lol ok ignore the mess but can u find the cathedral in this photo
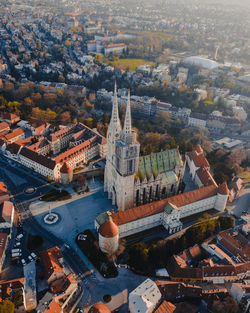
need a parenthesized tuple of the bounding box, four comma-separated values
(104, 84, 185, 211)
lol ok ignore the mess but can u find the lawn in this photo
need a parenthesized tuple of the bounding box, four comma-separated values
(41, 189, 72, 202)
(76, 230, 118, 278)
(105, 58, 155, 72)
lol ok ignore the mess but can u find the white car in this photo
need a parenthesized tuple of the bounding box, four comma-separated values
(28, 255, 33, 262)
(31, 252, 37, 260)
(21, 259, 26, 266)
(16, 234, 23, 241)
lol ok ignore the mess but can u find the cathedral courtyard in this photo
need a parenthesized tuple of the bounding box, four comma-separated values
(30, 163, 199, 250)
(30, 178, 116, 248)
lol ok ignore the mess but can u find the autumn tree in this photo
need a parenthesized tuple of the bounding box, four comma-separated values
(0, 299, 15, 313)
(60, 111, 71, 125)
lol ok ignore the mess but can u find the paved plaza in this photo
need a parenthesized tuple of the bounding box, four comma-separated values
(228, 185, 250, 217)
(30, 180, 116, 247)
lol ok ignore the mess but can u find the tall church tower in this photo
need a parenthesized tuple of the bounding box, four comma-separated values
(104, 88, 140, 210)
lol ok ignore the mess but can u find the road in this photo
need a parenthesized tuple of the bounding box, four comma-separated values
(0, 155, 98, 307)
(228, 185, 250, 217)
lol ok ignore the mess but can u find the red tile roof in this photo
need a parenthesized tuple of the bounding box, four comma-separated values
(0, 182, 8, 197)
(60, 162, 73, 174)
(44, 300, 62, 313)
(155, 301, 176, 313)
(218, 183, 229, 195)
(112, 185, 217, 225)
(48, 125, 74, 142)
(203, 265, 236, 277)
(156, 281, 202, 299)
(0, 122, 10, 135)
(196, 166, 217, 187)
(5, 128, 24, 141)
(99, 219, 119, 238)
(40, 246, 64, 280)
(0, 111, 19, 123)
(54, 138, 93, 163)
(187, 150, 209, 168)
(88, 303, 111, 313)
(194, 145, 203, 154)
(2, 201, 13, 222)
(105, 43, 126, 48)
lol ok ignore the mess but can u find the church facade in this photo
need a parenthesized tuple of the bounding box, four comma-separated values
(104, 84, 185, 211)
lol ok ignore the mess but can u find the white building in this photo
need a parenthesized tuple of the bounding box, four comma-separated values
(230, 283, 250, 302)
(104, 43, 127, 56)
(19, 147, 61, 181)
(232, 106, 247, 121)
(98, 215, 119, 254)
(129, 279, 161, 313)
(188, 113, 207, 128)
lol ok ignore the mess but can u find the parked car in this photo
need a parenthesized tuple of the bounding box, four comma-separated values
(31, 252, 38, 260)
(16, 234, 24, 240)
(21, 259, 26, 266)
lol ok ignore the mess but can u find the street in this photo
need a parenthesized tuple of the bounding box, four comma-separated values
(228, 185, 250, 217)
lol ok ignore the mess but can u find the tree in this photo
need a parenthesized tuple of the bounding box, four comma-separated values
(60, 111, 71, 125)
(128, 243, 150, 273)
(0, 299, 15, 313)
(102, 113, 110, 124)
(65, 40, 71, 46)
(209, 296, 239, 313)
(157, 111, 171, 128)
(84, 117, 94, 128)
(218, 216, 235, 230)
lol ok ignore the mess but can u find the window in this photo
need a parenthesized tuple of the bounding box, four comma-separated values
(129, 160, 133, 172)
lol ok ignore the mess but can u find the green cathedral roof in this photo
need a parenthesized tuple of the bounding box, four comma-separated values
(137, 148, 182, 182)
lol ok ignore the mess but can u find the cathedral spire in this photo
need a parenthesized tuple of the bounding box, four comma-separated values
(123, 89, 132, 137)
(110, 81, 121, 128)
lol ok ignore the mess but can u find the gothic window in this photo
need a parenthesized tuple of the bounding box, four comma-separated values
(171, 184, 174, 192)
(136, 190, 140, 206)
(149, 186, 152, 200)
(156, 184, 159, 199)
(129, 160, 133, 172)
(143, 188, 146, 204)
(117, 158, 120, 171)
(162, 187, 166, 196)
